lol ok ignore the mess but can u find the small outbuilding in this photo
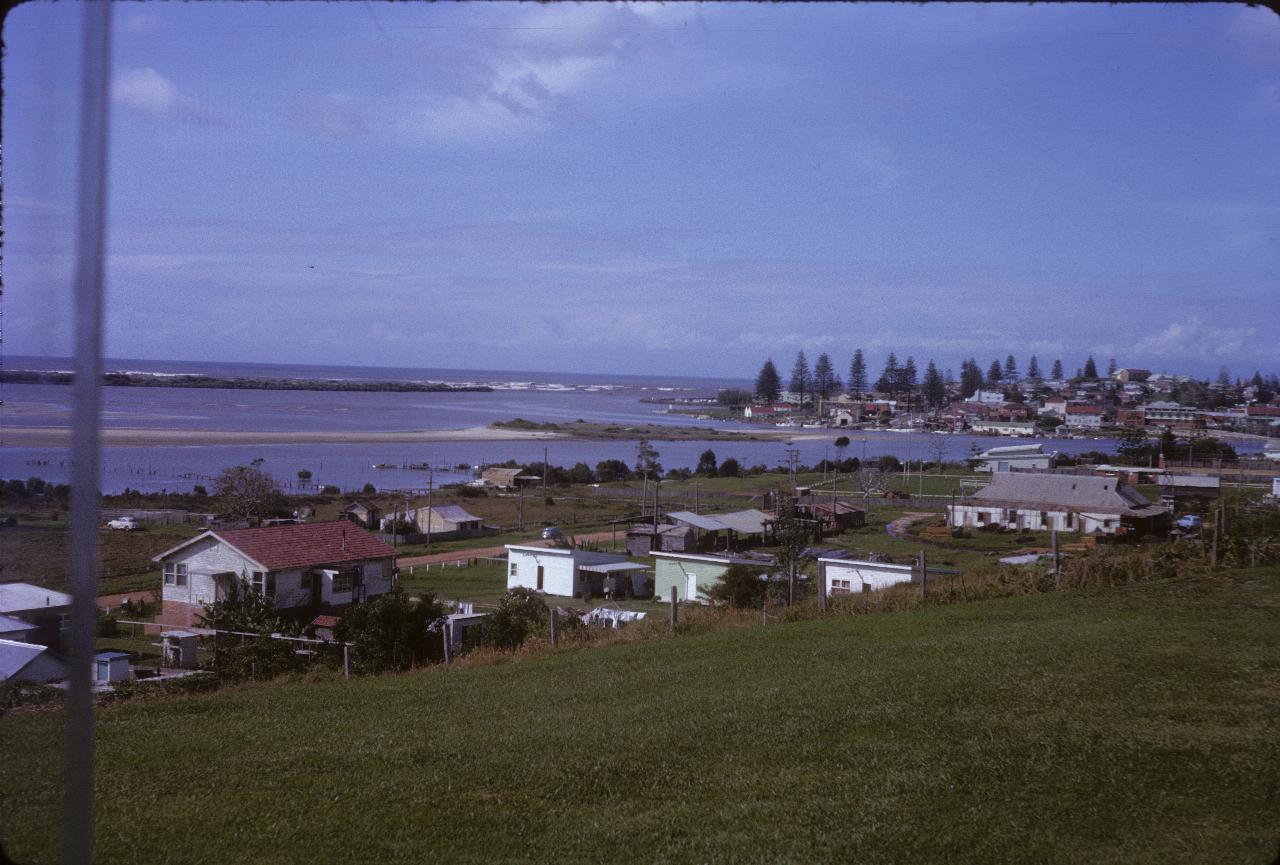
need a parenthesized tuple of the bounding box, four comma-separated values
(505, 545, 639, 598)
(161, 630, 199, 669)
(0, 638, 68, 684)
(93, 651, 132, 684)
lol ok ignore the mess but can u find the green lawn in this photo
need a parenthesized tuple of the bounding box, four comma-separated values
(2, 567, 1278, 864)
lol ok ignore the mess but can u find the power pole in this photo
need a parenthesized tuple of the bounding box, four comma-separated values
(1052, 529, 1060, 590)
(919, 548, 927, 599)
(693, 481, 700, 515)
(652, 477, 660, 536)
(424, 468, 434, 548)
(542, 447, 548, 499)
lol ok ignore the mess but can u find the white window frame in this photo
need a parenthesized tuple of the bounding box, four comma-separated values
(164, 562, 189, 586)
(332, 571, 354, 594)
(250, 570, 275, 599)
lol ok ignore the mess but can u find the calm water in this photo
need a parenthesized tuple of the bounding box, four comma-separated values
(2, 356, 1262, 494)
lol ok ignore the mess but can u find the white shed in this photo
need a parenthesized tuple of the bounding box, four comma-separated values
(161, 630, 199, 669)
(505, 545, 634, 598)
(817, 558, 917, 595)
(93, 651, 132, 683)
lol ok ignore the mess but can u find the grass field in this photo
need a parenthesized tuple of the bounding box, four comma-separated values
(2, 567, 1277, 864)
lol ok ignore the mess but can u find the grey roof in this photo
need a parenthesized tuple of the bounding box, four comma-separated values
(0, 639, 52, 680)
(94, 651, 132, 660)
(1157, 474, 1221, 490)
(0, 582, 73, 614)
(426, 504, 483, 523)
(0, 614, 37, 635)
(714, 509, 773, 535)
(665, 511, 731, 532)
(578, 561, 650, 574)
(966, 473, 1166, 517)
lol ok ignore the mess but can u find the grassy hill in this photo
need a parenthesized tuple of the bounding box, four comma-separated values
(2, 568, 1278, 864)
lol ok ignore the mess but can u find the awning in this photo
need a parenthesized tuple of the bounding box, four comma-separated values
(579, 562, 650, 574)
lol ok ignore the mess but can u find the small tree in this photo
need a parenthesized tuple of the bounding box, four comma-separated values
(1083, 355, 1099, 379)
(696, 449, 718, 477)
(483, 588, 549, 650)
(771, 494, 811, 605)
(635, 439, 662, 478)
(717, 457, 741, 478)
(705, 564, 766, 609)
(789, 352, 812, 408)
(334, 590, 448, 674)
(1027, 355, 1042, 382)
(595, 459, 631, 483)
(1052, 359, 1064, 380)
(213, 465, 284, 521)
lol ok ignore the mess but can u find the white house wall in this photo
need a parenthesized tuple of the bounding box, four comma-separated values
(160, 536, 258, 607)
(947, 504, 1118, 534)
(507, 549, 577, 596)
(821, 560, 916, 594)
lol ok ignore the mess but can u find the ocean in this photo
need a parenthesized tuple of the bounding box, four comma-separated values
(3, 356, 1255, 495)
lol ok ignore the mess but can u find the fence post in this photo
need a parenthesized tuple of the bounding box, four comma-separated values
(919, 548, 927, 599)
(550, 607, 559, 649)
(817, 561, 827, 612)
(1211, 506, 1220, 567)
(670, 586, 678, 634)
(442, 627, 452, 665)
(1052, 529, 1060, 590)
(343, 644, 350, 680)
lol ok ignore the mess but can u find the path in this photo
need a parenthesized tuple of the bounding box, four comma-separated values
(397, 530, 619, 568)
(885, 512, 937, 540)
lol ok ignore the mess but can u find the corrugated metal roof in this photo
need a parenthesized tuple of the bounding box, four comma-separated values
(665, 511, 731, 532)
(0, 638, 51, 680)
(714, 509, 772, 535)
(426, 504, 483, 523)
(579, 562, 650, 573)
(0, 614, 37, 635)
(0, 583, 73, 614)
(967, 473, 1165, 516)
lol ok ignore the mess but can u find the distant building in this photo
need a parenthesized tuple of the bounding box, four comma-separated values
(970, 420, 1037, 437)
(1156, 474, 1220, 508)
(340, 500, 381, 530)
(965, 390, 1006, 405)
(947, 472, 1170, 536)
(1112, 368, 1151, 383)
(817, 557, 955, 595)
(1064, 404, 1105, 430)
(153, 521, 397, 627)
(479, 467, 541, 489)
(625, 523, 696, 556)
(970, 444, 1058, 473)
(383, 504, 487, 539)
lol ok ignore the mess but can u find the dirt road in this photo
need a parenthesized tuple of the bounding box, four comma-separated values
(885, 512, 937, 539)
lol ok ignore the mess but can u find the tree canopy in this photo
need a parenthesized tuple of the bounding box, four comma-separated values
(789, 352, 812, 407)
(213, 465, 284, 520)
(848, 350, 867, 399)
(755, 359, 782, 403)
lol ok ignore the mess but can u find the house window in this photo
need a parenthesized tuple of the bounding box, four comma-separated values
(250, 571, 275, 599)
(510, 562, 518, 577)
(164, 563, 189, 586)
(300, 571, 313, 591)
(332, 571, 354, 594)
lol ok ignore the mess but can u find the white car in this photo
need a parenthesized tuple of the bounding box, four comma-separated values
(107, 516, 139, 531)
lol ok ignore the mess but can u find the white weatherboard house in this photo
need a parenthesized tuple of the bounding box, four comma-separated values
(817, 558, 917, 595)
(505, 545, 644, 598)
(970, 444, 1058, 473)
(153, 521, 397, 627)
(947, 473, 1170, 536)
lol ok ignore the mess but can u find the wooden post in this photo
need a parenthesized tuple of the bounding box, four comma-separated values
(1052, 529, 1060, 590)
(919, 548, 927, 599)
(550, 607, 559, 649)
(1211, 506, 1220, 567)
(343, 644, 350, 680)
(442, 627, 452, 665)
(670, 585, 678, 633)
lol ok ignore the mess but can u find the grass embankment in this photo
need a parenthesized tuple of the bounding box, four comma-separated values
(3, 568, 1278, 864)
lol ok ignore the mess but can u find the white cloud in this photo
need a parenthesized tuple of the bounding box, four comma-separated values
(112, 67, 219, 124)
(1134, 317, 1259, 359)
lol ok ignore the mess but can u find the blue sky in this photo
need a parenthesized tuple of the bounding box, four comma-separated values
(4, 2, 1278, 379)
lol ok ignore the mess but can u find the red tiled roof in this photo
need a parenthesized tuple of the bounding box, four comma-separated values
(311, 615, 341, 629)
(1066, 404, 1104, 414)
(214, 521, 396, 571)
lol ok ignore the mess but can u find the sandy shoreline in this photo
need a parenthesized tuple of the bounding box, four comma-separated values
(2, 425, 797, 447)
(1, 425, 570, 447)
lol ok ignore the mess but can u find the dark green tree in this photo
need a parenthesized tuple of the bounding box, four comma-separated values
(705, 564, 767, 609)
(1107, 357, 1118, 377)
(876, 352, 900, 397)
(960, 358, 984, 398)
(635, 439, 662, 478)
(717, 457, 741, 478)
(696, 449, 718, 477)
(1027, 355, 1042, 382)
(755, 359, 782, 403)
(922, 360, 946, 408)
(334, 590, 448, 674)
(789, 352, 812, 408)
(848, 350, 867, 399)
(813, 353, 840, 400)
(1004, 354, 1018, 381)
(595, 459, 631, 482)
(1051, 359, 1064, 380)
(986, 360, 1003, 387)
(1083, 356, 1099, 379)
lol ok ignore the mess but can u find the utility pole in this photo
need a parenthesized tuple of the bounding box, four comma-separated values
(518, 483, 525, 531)
(542, 447, 548, 499)
(693, 481, 700, 515)
(1052, 529, 1060, 590)
(919, 548, 927, 599)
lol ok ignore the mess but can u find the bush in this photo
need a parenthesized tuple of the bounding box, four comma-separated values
(334, 590, 448, 674)
(717, 458, 741, 478)
(322, 485, 341, 495)
(705, 564, 767, 609)
(483, 588, 549, 650)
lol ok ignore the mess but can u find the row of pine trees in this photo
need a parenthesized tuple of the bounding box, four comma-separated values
(753, 351, 1111, 409)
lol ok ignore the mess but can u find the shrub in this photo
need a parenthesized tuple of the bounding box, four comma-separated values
(705, 564, 766, 609)
(484, 588, 549, 650)
(334, 590, 448, 674)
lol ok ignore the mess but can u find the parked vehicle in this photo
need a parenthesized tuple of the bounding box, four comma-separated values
(107, 516, 139, 531)
(1176, 514, 1202, 531)
(541, 526, 563, 541)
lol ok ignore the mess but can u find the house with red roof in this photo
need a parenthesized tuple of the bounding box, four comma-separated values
(152, 521, 397, 627)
